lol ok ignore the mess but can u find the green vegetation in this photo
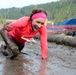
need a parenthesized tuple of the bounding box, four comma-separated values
(0, 18, 4, 24)
(0, 0, 76, 24)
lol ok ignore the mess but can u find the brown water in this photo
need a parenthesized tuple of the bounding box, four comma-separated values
(0, 37, 76, 75)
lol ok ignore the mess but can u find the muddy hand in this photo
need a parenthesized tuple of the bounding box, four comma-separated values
(8, 43, 20, 55)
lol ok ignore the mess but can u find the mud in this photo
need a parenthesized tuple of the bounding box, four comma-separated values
(0, 36, 76, 75)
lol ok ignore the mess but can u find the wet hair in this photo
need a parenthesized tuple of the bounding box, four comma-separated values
(29, 8, 47, 21)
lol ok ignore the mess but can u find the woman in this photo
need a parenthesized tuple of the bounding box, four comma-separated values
(0, 8, 48, 59)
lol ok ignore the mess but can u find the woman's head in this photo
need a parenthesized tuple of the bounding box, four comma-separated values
(29, 8, 47, 20)
(29, 8, 47, 31)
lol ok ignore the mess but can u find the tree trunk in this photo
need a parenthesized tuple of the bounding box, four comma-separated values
(47, 33, 76, 47)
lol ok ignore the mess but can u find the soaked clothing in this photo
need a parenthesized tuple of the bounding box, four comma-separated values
(6, 16, 48, 59)
(7, 34, 24, 51)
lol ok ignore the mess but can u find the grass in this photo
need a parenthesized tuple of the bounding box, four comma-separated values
(0, 19, 16, 27)
(5, 19, 16, 22)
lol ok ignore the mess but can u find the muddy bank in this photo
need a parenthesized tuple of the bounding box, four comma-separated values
(35, 33, 76, 47)
(48, 33, 76, 47)
(0, 36, 76, 75)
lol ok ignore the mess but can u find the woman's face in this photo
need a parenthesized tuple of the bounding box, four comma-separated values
(31, 18, 46, 31)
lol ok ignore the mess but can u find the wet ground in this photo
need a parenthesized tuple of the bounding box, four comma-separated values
(0, 36, 76, 75)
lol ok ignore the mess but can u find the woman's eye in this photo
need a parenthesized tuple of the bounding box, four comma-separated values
(41, 23, 44, 25)
(36, 21, 44, 25)
(36, 21, 40, 24)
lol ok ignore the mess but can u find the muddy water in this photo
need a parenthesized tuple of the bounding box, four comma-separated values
(0, 37, 76, 75)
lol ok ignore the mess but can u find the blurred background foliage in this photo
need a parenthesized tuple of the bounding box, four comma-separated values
(0, 0, 76, 24)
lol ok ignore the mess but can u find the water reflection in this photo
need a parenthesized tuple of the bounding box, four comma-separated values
(39, 59, 48, 75)
(2, 56, 29, 75)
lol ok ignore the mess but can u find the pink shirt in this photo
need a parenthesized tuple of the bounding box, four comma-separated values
(6, 16, 48, 58)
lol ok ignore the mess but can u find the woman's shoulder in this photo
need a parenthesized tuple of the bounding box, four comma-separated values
(16, 16, 30, 25)
(20, 16, 30, 20)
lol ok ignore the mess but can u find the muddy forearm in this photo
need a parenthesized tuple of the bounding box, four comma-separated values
(0, 27, 11, 45)
(0, 27, 19, 55)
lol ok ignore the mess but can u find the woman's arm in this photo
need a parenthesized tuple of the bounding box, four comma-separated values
(39, 25, 48, 59)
